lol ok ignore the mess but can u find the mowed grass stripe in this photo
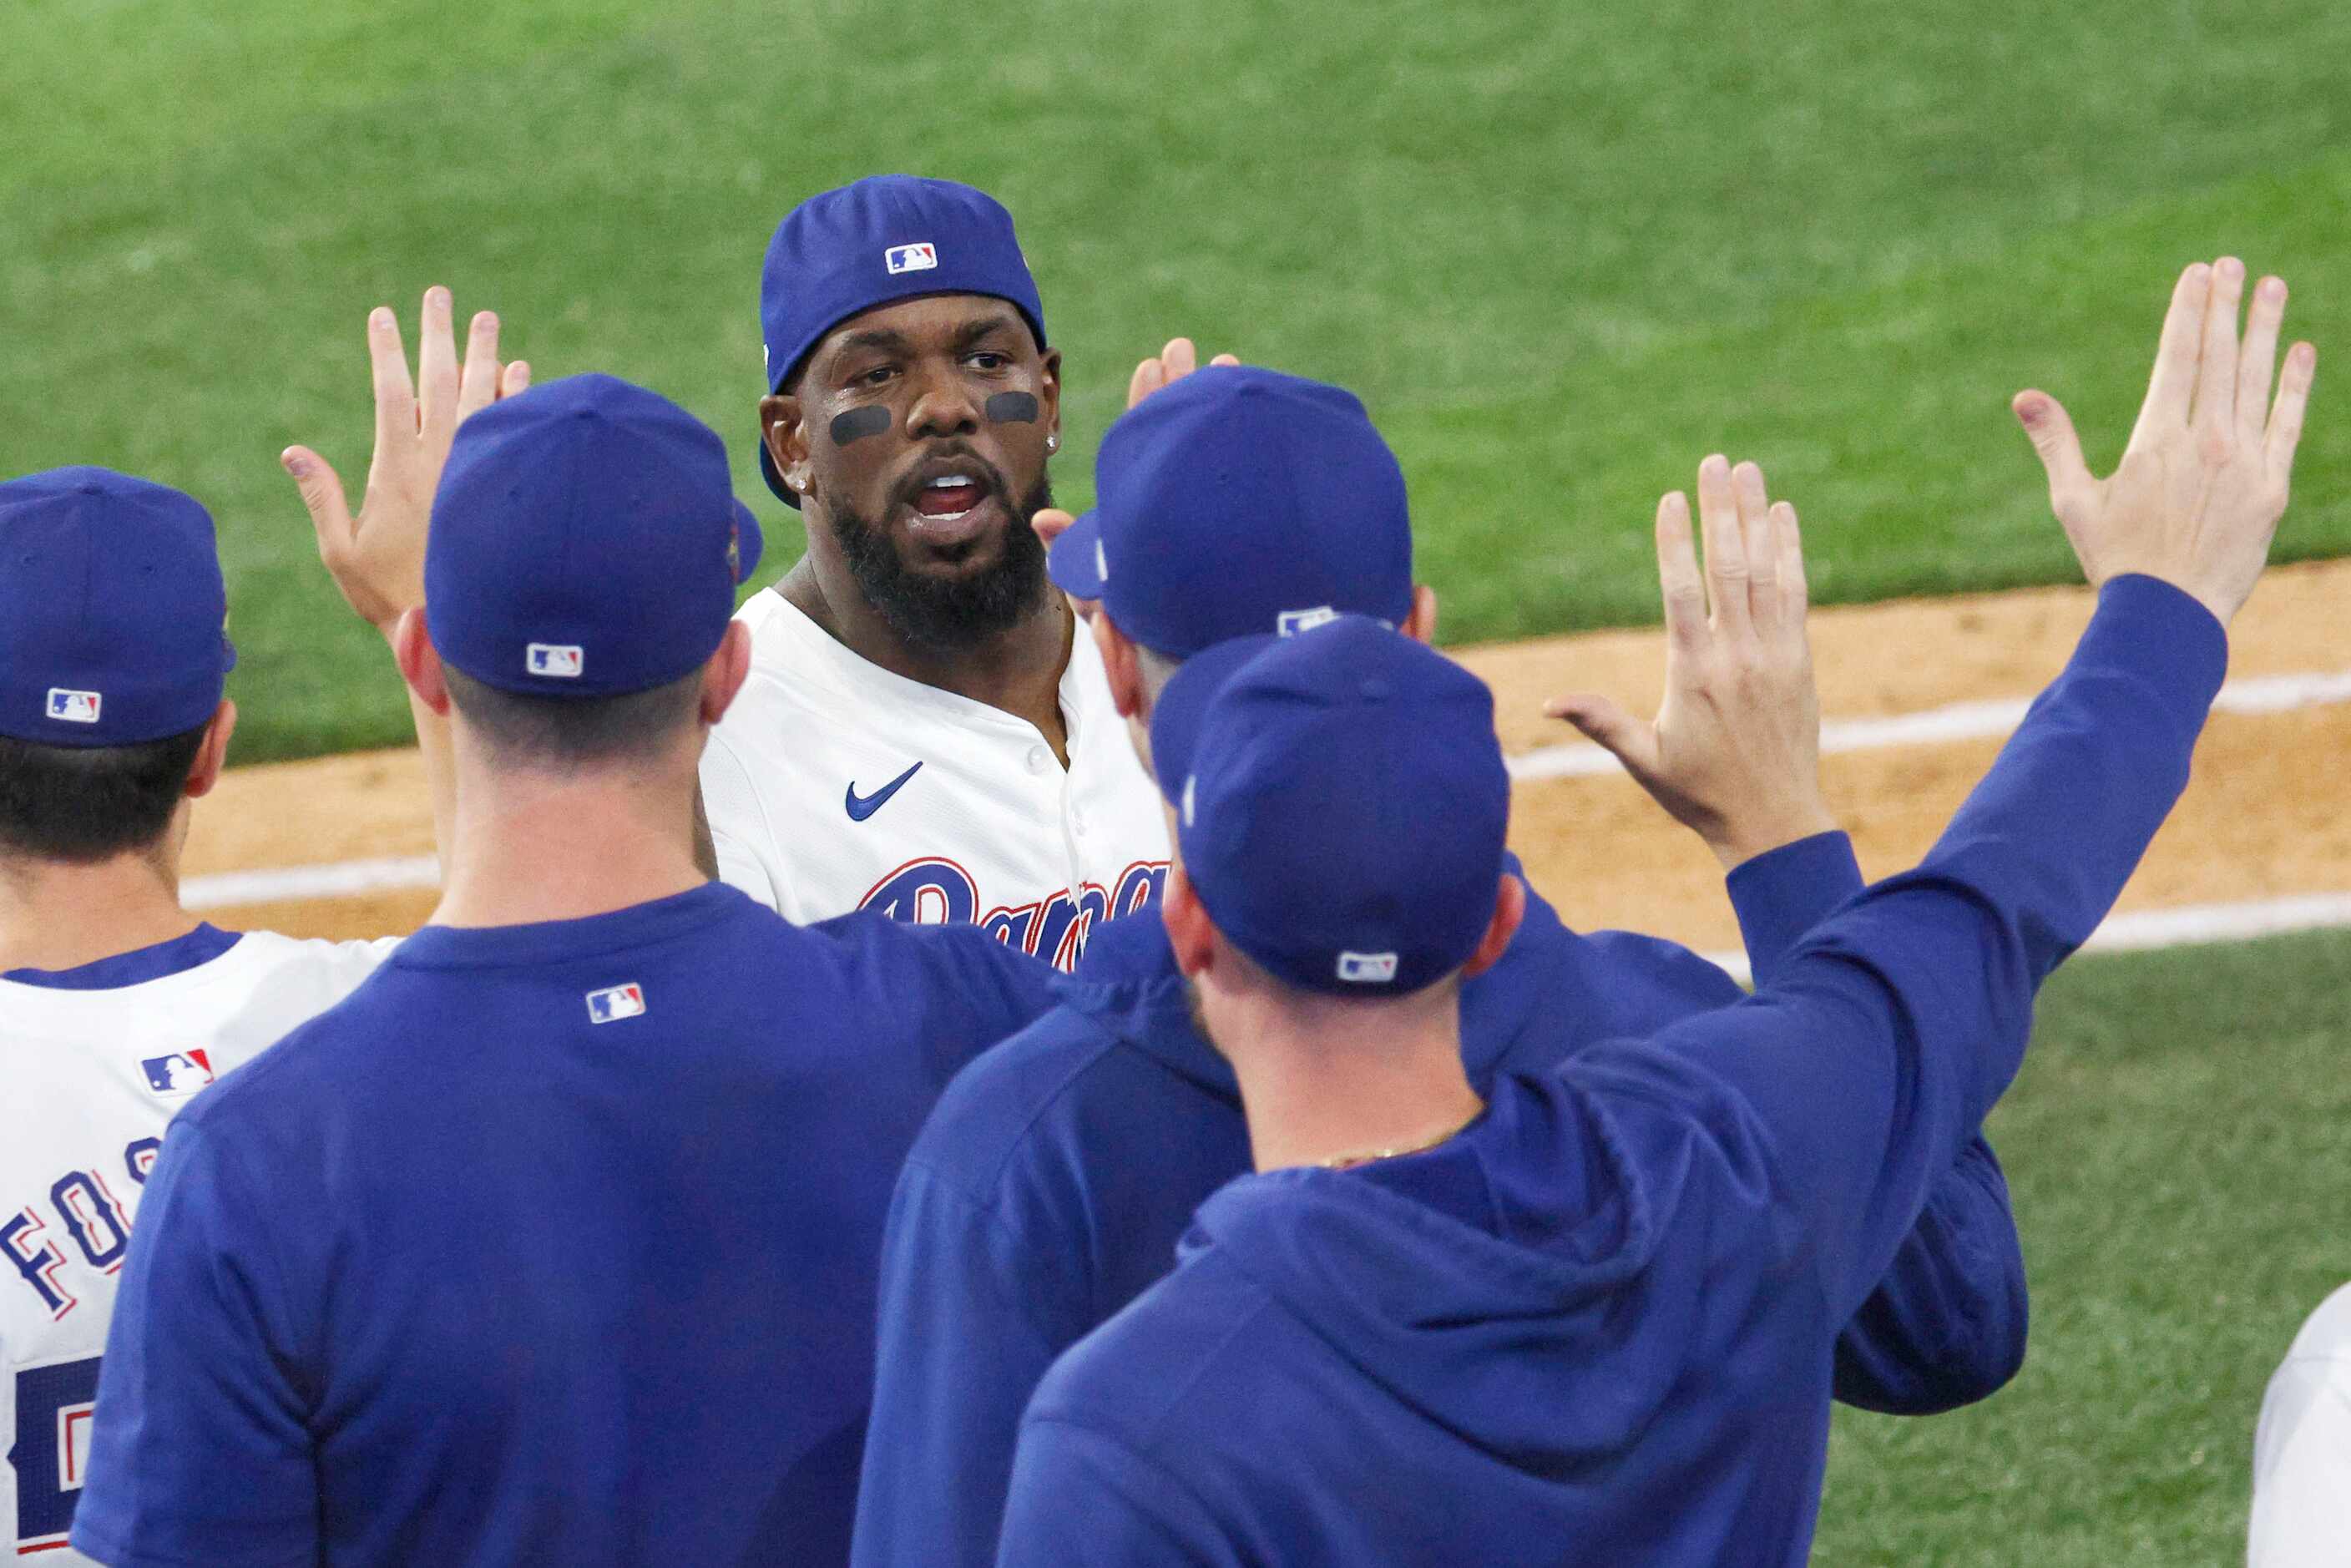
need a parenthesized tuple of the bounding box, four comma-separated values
(5, 0, 2349, 760)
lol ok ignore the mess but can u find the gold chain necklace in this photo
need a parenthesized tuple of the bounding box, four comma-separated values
(1319, 1110, 1482, 1171)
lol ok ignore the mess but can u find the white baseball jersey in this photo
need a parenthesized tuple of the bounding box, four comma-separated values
(2250, 1282, 2351, 1566)
(701, 589, 1170, 969)
(3, 928, 394, 1564)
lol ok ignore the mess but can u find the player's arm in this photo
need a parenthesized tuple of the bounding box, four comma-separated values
(283, 287, 530, 867)
(1655, 258, 2312, 1321)
(69, 1116, 319, 1566)
(857, 1153, 1092, 1568)
(1722, 829, 2031, 1412)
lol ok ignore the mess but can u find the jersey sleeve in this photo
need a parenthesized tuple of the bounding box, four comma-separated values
(1724, 830, 1863, 986)
(857, 1160, 1091, 1568)
(69, 1117, 318, 1567)
(996, 1419, 1233, 1567)
(1829, 1136, 2027, 1413)
(1721, 834, 2033, 1413)
(1650, 575, 2226, 1324)
(2250, 1326, 2351, 1566)
(699, 733, 783, 912)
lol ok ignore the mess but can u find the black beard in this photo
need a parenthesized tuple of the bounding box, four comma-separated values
(827, 478, 1053, 653)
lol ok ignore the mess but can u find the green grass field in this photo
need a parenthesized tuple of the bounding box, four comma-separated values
(1817, 928, 2351, 1563)
(3, 0, 2345, 760)
(7, 5, 2348, 1559)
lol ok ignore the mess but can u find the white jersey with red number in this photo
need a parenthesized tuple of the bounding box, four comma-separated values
(700, 589, 1170, 969)
(2, 929, 395, 1564)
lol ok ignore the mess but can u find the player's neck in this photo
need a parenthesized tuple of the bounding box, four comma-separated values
(780, 559, 1075, 763)
(0, 847, 199, 974)
(431, 753, 709, 930)
(1206, 981, 1484, 1174)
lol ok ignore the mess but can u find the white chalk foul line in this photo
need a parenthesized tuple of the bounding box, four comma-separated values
(179, 666, 2351, 956)
(183, 853, 441, 912)
(1697, 891, 2351, 987)
(1507, 665, 2351, 783)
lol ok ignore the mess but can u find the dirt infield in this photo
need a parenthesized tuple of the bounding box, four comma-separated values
(183, 560, 2351, 954)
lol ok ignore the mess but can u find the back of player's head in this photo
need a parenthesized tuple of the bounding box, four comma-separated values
(1149, 615, 1509, 998)
(756, 175, 1047, 505)
(424, 373, 763, 767)
(0, 468, 234, 861)
(1051, 367, 1413, 660)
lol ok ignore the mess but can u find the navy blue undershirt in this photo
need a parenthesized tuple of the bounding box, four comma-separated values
(3, 923, 242, 989)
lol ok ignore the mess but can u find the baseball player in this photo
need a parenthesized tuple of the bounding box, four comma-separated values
(853, 368, 2031, 1565)
(1, 291, 525, 1566)
(69, 373, 1079, 1567)
(996, 260, 2313, 1568)
(0, 471, 389, 1565)
(990, 259, 2312, 1566)
(700, 175, 1170, 965)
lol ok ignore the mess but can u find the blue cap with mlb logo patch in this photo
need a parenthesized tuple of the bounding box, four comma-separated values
(0, 467, 236, 747)
(426, 373, 762, 699)
(1049, 365, 1413, 658)
(756, 175, 1049, 506)
(1147, 615, 1510, 997)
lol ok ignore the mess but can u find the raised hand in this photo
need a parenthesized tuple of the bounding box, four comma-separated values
(1547, 457, 1836, 872)
(1033, 338, 1241, 553)
(282, 286, 530, 635)
(1124, 336, 1242, 412)
(2014, 257, 2316, 626)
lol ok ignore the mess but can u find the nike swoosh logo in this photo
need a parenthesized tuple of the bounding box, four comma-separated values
(845, 761, 924, 822)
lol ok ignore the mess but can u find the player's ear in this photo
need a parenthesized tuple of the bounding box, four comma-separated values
(1403, 584, 1439, 645)
(183, 700, 238, 800)
(393, 609, 451, 716)
(700, 622, 753, 726)
(1093, 612, 1145, 721)
(1161, 857, 1216, 980)
(761, 393, 812, 499)
(1038, 346, 1064, 448)
(1461, 871, 1526, 979)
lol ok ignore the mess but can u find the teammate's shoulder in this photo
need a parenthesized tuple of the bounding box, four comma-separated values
(1029, 1243, 1275, 1447)
(229, 928, 403, 984)
(910, 999, 1126, 1179)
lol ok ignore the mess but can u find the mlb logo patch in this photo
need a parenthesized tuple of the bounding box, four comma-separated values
(139, 1050, 216, 1098)
(1335, 951, 1399, 984)
(46, 688, 102, 725)
(527, 643, 584, 679)
(1277, 606, 1338, 636)
(586, 983, 646, 1024)
(885, 242, 938, 275)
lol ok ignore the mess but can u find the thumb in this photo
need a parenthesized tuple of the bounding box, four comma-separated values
(281, 446, 353, 548)
(1031, 507, 1077, 546)
(1544, 694, 1660, 779)
(2011, 391, 2095, 516)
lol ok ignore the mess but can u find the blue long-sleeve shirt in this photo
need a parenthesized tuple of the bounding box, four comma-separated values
(859, 851, 2027, 1559)
(995, 574, 2224, 1566)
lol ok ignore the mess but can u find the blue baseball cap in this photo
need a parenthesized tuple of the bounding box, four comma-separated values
(756, 175, 1048, 506)
(426, 374, 763, 700)
(1050, 366, 1413, 657)
(0, 468, 236, 747)
(1150, 616, 1509, 997)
